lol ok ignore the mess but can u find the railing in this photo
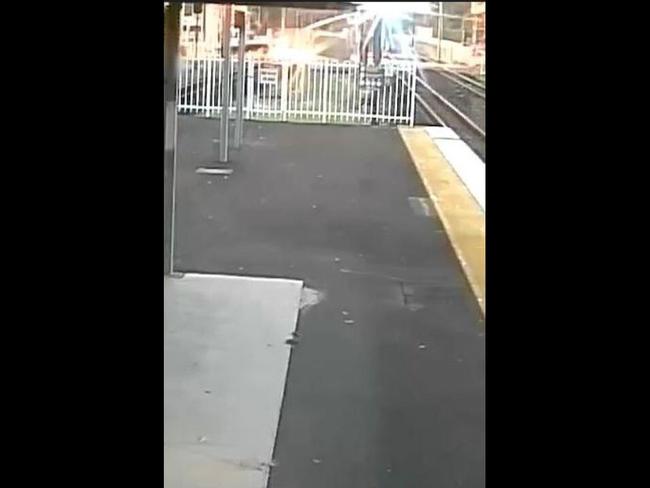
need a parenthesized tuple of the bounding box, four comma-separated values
(177, 57, 417, 126)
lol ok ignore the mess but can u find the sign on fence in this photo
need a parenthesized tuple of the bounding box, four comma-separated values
(259, 68, 278, 85)
(360, 66, 385, 89)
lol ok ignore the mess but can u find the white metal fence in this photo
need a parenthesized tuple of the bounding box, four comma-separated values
(177, 57, 417, 126)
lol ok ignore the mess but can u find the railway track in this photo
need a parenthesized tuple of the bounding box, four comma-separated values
(439, 68, 485, 98)
(413, 67, 485, 163)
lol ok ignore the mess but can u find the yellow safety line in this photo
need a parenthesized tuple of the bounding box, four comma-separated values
(399, 127, 485, 316)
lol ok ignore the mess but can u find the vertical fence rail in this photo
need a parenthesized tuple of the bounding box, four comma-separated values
(409, 62, 417, 127)
(246, 58, 254, 118)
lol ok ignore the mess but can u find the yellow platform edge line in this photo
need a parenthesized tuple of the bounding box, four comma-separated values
(398, 127, 485, 316)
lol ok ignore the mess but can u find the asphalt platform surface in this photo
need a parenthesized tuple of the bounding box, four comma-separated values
(172, 116, 485, 488)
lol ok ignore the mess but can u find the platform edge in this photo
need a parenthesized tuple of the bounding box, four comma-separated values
(399, 127, 485, 316)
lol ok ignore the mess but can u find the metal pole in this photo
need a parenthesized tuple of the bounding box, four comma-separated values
(472, 17, 477, 45)
(234, 13, 246, 149)
(195, 13, 199, 58)
(357, 23, 366, 65)
(461, 18, 465, 45)
(437, 2, 443, 62)
(164, 2, 181, 275)
(373, 19, 382, 66)
(219, 4, 232, 163)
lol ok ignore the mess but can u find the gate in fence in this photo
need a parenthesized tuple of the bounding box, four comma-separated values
(177, 57, 417, 126)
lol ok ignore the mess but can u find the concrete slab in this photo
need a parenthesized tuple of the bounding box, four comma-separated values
(434, 138, 485, 211)
(425, 126, 461, 140)
(422, 126, 485, 211)
(164, 273, 303, 488)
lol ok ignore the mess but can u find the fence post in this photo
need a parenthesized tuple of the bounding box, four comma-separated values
(164, 2, 180, 276)
(233, 14, 246, 149)
(281, 61, 289, 122)
(206, 57, 213, 117)
(218, 4, 232, 163)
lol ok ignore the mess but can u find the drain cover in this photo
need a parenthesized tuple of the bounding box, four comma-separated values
(400, 283, 466, 306)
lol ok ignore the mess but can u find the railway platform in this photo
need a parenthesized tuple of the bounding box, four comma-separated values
(165, 116, 485, 488)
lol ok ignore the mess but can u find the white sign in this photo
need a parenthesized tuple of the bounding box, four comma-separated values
(260, 68, 278, 85)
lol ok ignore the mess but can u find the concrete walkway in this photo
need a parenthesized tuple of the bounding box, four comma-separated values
(164, 273, 303, 488)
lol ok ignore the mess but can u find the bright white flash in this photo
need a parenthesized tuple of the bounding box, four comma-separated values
(355, 2, 432, 17)
(356, 2, 422, 59)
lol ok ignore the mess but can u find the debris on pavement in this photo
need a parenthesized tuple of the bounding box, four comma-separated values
(299, 287, 325, 312)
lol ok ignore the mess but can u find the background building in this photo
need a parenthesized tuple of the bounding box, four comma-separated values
(178, 4, 340, 58)
(179, 3, 225, 58)
(470, 2, 486, 15)
(469, 2, 486, 46)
